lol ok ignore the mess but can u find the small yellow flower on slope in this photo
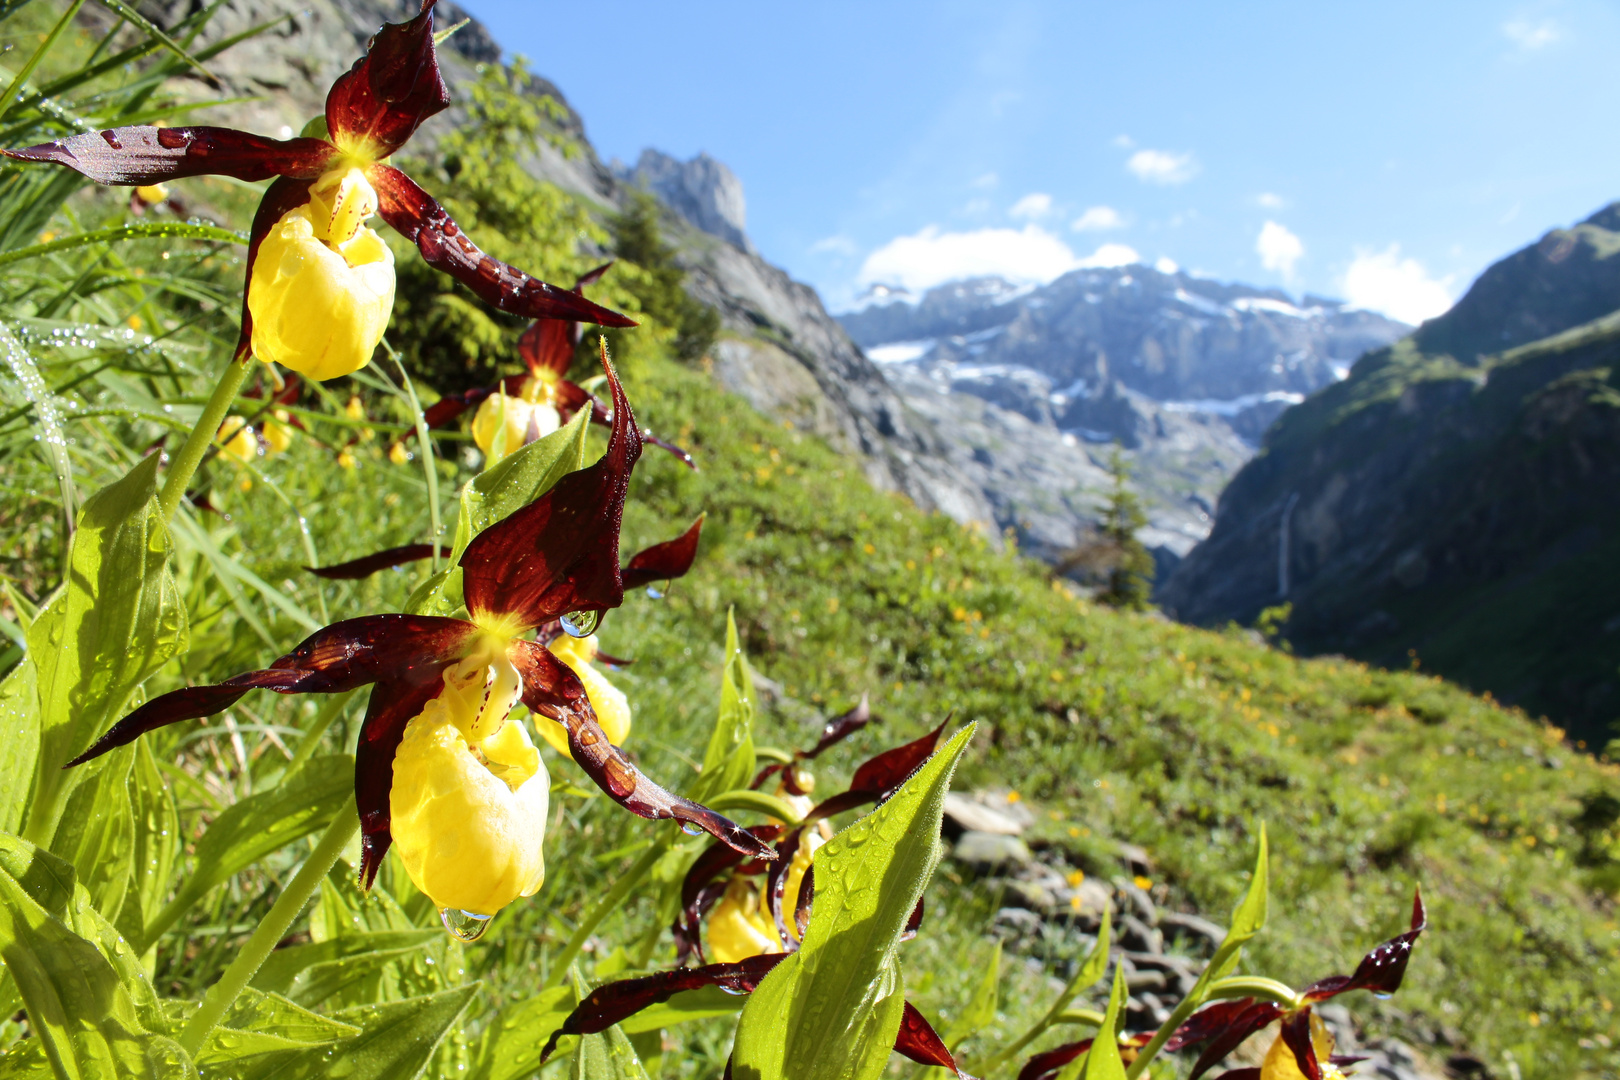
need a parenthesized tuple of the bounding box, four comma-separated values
(390, 650, 550, 919)
(262, 409, 294, 456)
(540, 633, 629, 753)
(248, 167, 396, 381)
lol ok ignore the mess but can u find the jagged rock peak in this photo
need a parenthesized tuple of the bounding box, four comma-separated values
(617, 149, 754, 255)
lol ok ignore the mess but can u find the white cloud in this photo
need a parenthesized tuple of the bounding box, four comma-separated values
(970, 172, 999, 189)
(1503, 18, 1560, 49)
(1072, 205, 1125, 232)
(810, 234, 857, 257)
(857, 225, 1086, 292)
(1256, 192, 1286, 209)
(1078, 243, 1140, 269)
(1154, 256, 1180, 275)
(1256, 221, 1305, 280)
(1009, 193, 1053, 219)
(1341, 245, 1456, 325)
(1112, 134, 1135, 149)
(1126, 149, 1198, 185)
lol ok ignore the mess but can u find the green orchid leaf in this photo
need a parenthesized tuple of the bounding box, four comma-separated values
(572, 1019, 651, 1080)
(731, 723, 975, 1080)
(309, 861, 418, 940)
(943, 941, 1000, 1050)
(322, 985, 480, 1080)
(0, 833, 194, 1079)
(466, 985, 576, 1080)
(1186, 825, 1269, 1003)
(22, 452, 189, 842)
(0, 656, 39, 834)
(250, 930, 441, 998)
(410, 409, 591, 617)
(191, 989, 360, 1080)
(51, 745, 135, 924)
(1058, 967, 1129, 1080)
(619, 984, 749, 1033)
(687, 609, 757, 805)
(116, 739, 181, 945)
(141, 755, 352, 948)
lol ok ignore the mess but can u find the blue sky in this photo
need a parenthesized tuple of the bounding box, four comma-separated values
(463, 0, 1620, 323)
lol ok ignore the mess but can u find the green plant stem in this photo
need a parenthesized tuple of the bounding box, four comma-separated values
(548, 833, 670, 987)
(158, 355, 253, 524)
(1124, 975, 1298, 1080)
(177, 799, 358, 1057)
(388, 348, 441, 571)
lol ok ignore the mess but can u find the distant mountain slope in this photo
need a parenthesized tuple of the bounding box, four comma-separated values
(839, 270, 1408, 565)
(1161, 203, 1620, 745)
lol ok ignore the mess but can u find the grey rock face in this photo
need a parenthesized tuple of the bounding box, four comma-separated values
(617, 150, 755, 255)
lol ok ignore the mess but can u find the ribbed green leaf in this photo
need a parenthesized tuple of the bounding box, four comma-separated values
(731, 723, 975, 1080)
(250, 930, 440, 998)
(687, 609, 757, 804)
(1059, 967, 1129, 1080)
(50, 745, 135, 924)
(572, 1020, 650, 1080)
(116, 739, 180, 944)
(0, 656, 38, 834)
(466, 985, 575, 1080)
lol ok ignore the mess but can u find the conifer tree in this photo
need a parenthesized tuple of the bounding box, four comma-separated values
(1098, 447, 1155, 609)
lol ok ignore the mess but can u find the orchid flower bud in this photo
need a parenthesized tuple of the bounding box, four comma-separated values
(390, 651, 549, 921)
(472, 377, 561, 465)
(539, 634, 629, 755)
(247, 167, 395, 381)
(707, 876, 780, 963)
(216, 416, 256, 463)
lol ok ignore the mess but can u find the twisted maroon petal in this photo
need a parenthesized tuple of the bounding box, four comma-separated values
(621, 516, 705, 591)
(673, 825, 785, 963)
(793, 863, 814, 939)
(900, 896, 925, 942)
(371, 164, 636, 327)
(1303, 889, 1427, 1002)
(306, 544, 451, 579)
(751, 695, 873, 790)
(1017, 1039, 1094, 1080)
(1181, 1000, 1284, 1080)
(766, 827, 804, 950)
(356, 674, 446, 887)
(235, 176, 317, 362)
(1278, 1010, 1321, 1080)
(510, 640, 770, 860)
(1, 126, 334, 185)
(539, 954, 787, 1065)
(896, 1003, 974, 1078)
(803, 719, 948, 822)
(459, 353, 641, 628)
(517, 260, 615, 379)
(66, 670, 306, 766)
(324, 0, 448, 158)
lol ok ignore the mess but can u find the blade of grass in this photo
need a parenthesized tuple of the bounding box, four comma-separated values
(0, 0, 86, 122)
(95, 0, 221, 89)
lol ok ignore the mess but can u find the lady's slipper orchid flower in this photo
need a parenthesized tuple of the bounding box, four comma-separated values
(67, 363, 770, 923)
(216, 416, 257, 463)
(2, 0, 632, 381)
(1171, 891, 1427, 1080)
(419, 264, 693, 467)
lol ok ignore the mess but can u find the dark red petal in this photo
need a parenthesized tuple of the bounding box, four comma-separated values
(802, 788, 877, 823)
(1018, 1039, 1093, 1080)
(896, 1003, 974, 1078)
(621, 517, 705, 591)
(1303, 889, 1426, 1002)
(355, 675, 445, 887)
(1, 126, 333, 185)
(848, 719, 949, 797)
(676, 825, 785, 960)
(551, 376, 696, 470)
(306, 544, 451, 580)
(806, 695, 876, 760)
(1216, 1071, 1263, 1080)
(794, 863, 815, 939)
(371, 164, 636, 327)
(1181, 1000, 1284, 1080)
(1278, 1010, 1321, 1080)
(511, 640, 771, 860)
(518, 320, 572, 380)
(539, 954, 787, 1064)
(459, 353, 641, 628)
(268, 614, 476, 688)
(766, 827, 804, 949)
(899, 896, 925, 942)
(323, 0, 447, 158)
(66, 670, 305, 766)
(235, 176, 317, 362)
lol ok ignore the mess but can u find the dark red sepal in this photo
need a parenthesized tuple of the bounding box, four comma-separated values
(793, 863, 814, 939)
(1278, 1010, 1322, 1080)
(538, 954, 787, 1064)
(1, 126, 333, 185)
(765, 827, 804, 949)
(236, 176, 317, 361)
(66, 670, 306, 766)
(1017, 1039, 1093, 1080)
(1180, 1000, 1284, 1080)
(306, 544, 452, 579)
(1302, 888, 1426, 1002)
(371, 165, 636, 327)
(896, 1002, 975, 1079)
(517, 261, 615, 378)
(900, 896, 925, 941)
(622, 516, 704, 591)
(355, 674, 446, 887)
(511, 640, 772, 861)
(674, 825, 785, 962)
(460, 352, 641, 628)
(805, 720, 948, 822)
(324, 0, 448, 158)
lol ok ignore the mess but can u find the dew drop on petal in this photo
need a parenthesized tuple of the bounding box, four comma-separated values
(719, 985, 746, 996)
(439, 907, 495, 941)
(645, 586, 664, 600)
(681, 822, 704, 837)
(560, 610, 601, 638)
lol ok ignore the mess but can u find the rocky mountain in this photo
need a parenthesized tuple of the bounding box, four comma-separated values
(839, 272, 1409, 565)
(1160, 202, 1620, 746)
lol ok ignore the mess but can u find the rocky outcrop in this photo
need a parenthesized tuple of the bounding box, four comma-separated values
(1160, 203, 1620, 745)
(616, 150, 755, 255)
